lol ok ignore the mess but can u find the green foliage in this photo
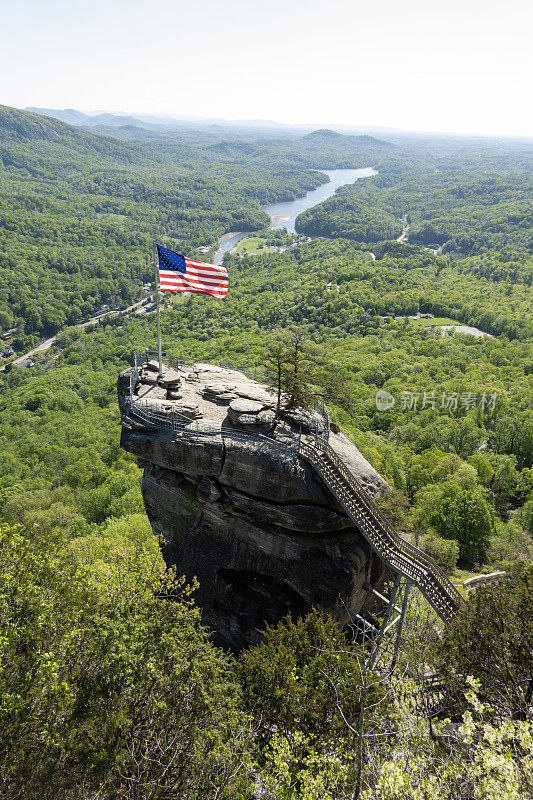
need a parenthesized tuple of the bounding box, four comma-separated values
(63, 513, 164, 595)
(0, 105, 532, 798)
(296, 186, 402, 241)
(239, 610, 393, 746)
(413, 481, 495, 567)
(359, 680, 533, 800)
(432, 569, 533, 720)
(419, 531, 459, 574)
(262, 329, 348, 413)
(0, 522, 251, 799)
(0, 105, 352, 339)
(309, 145, 533, 258)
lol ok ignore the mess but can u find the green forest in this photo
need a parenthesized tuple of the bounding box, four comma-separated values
(0, 107, 390, 341)
(0, 106, 532, 798)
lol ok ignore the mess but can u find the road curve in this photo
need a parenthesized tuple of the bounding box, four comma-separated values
(3, 294, 154, 371)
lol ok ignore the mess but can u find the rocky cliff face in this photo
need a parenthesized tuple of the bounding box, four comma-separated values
(118, 359, 389, 649)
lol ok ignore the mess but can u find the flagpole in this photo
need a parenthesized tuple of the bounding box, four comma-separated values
(152, 242, 163, 377)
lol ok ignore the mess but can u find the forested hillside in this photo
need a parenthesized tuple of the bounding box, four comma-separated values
(0, 108, 532, 798)
(1, 106, 531, 574)
(296, 144, 533, 257)
(0, 106, 391, 342)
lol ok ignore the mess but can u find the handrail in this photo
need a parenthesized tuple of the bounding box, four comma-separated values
(123, 354, 463, 622)
(299, 434, 463, 622)
(130, 351, 330, 437)
(141, 349, 330, 423)
(130, 398, 299, 450)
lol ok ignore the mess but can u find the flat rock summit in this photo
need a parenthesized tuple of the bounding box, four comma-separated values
(118, 357, 389, 648)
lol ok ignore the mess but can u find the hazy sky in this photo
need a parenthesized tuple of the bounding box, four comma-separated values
(2, 0, 532, 136)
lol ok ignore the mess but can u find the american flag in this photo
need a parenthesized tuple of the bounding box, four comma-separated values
(156, 244, 228, 298)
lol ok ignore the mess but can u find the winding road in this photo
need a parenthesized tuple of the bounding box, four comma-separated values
(1, 294, 154, 372)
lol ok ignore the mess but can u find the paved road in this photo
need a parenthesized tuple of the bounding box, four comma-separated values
(3, 294, 153, 370)
(397, 215, 410, 243)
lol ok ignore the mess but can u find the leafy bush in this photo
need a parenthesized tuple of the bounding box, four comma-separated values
(419, 531, 459, 574)
(0, 522, 251, 799)
(431, 568, 533, 721)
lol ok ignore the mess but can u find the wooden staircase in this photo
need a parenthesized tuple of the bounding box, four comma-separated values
(299, 435, 463, 623)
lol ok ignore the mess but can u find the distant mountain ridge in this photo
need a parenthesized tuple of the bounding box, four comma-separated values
(0, 105, 78, 141)
(0, 105, 166, 176)
(302, 128, 392, 148)
(13, 106, 393, 173)
(26, 107, 147, 129)
(23, 108, 397, 142)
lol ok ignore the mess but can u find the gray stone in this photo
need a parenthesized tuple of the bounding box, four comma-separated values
(117, 360, 390, 648)
(329, 432, 386, 497)
(235, 387, 275, 405)
(139, 368, 159, 385)
(258, 410, 276, 425)
(227, 398, 274, 430)
(121, 426, 224, 476)
(139, 385, 167, 401)
(141, 464, 386, 649)
(280, 408, 325, 435)
(223, 486, 352, 532)
(158, 367, 181, 389)
(196, 477, 222, 503)
(229, 398, 265, 414)
(202, 382, 235, 404)
(203, 381, 231, 394)
(172, 403, 202, 421)
(228, 409, 276, 432)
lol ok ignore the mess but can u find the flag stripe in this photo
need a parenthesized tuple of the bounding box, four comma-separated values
(157, 274, 228, 289)
(159, 264, 227, 276)
(161, 284, 226, 298)
(160, 278, 227, 292)
(156, 246, 228, 298)
(160, 275, 227, 293)
(160, 275, 228, 286)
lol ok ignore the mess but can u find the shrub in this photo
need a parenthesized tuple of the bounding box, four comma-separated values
(419, 531, 459, 574)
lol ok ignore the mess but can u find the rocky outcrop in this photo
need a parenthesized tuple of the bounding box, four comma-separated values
(118, 359, 389, 649)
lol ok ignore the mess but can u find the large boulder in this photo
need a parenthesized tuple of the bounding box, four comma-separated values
(118, 359, 389, 648)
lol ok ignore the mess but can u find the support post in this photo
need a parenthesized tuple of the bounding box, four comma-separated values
(153, 242, 163, 377)
(369, 572, 402, 669)
(391, 580, 411, 669)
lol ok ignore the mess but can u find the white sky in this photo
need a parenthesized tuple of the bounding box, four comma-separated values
(1, 0, 532, 137)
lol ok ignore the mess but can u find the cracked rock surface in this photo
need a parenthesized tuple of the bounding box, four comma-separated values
(118, 361, 389, 648)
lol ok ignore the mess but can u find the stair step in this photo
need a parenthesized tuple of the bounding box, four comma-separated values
(303, 441, 461, 621)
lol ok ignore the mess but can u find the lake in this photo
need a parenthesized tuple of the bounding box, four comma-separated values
(213, 167, 377, 264)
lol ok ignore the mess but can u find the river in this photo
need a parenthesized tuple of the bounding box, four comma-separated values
(213, 167, 377, 264)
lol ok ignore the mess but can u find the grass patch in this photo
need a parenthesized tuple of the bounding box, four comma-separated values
(234, 237, 277, 255)
(409, 316, 461, 327)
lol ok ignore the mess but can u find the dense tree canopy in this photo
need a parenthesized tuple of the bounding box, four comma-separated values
(0, 106, 532, 798)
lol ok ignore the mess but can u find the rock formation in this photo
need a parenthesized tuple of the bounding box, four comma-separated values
(118, 358, 390, 649)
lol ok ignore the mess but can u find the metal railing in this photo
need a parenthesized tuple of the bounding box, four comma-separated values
(130, 351, 330, 438)
(140, 348, 331, 424)
(462, 571, 506, 592)
(142, 348, 269, 383)
(129, 397, 293, 450)
(299, 434, 463, 622)
(123, 352, 463, 622)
